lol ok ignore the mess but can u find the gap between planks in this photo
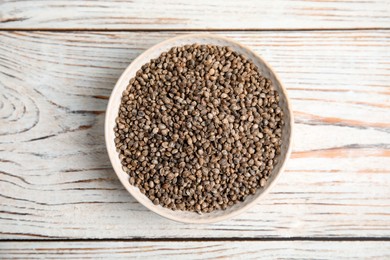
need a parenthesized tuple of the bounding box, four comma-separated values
(1, 28, 390, 32)
(1, 237, 390, 242)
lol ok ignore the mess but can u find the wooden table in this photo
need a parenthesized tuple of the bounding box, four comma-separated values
(1, 1, 390, 258)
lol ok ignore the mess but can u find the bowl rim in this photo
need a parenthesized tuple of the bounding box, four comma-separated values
(105, 33, 294, 224)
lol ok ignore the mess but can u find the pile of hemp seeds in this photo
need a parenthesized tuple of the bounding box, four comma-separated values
(114, 44, 283, 213)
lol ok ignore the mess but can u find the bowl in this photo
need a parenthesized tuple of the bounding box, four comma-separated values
(105, 34, 293, 223)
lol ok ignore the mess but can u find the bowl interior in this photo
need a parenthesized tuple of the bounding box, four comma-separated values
(105, 34, 293, 223)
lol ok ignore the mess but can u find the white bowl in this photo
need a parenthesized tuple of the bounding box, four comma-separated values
(105, 34, 293, 223)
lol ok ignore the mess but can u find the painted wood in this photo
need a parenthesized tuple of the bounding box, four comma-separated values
(1, 0, 390, 30)
(1, 241, 390, 259)
(0, 31, 389, 239)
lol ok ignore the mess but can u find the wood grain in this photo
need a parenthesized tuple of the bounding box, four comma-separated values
(0, 31, 389, 239)
(1, 0, 390, 30)
(1, 241, 390, 259)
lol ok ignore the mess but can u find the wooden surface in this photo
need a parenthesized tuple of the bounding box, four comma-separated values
(1, 0, 390, 30)
(1, 241, 390, 259)
(1, 0, 390, 258)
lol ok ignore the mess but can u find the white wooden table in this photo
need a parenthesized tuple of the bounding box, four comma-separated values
(1, 1, 390, 258)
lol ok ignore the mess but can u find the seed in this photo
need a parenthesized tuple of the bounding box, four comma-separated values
(115, 44, 283, 213)
(129, 177, 135, 185)
(187, 137, 193, 146)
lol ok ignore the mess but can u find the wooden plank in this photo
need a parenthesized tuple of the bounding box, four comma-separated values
(1, 0, 390, 30)
(1, 241, 390, 259)
(0, 31, 389, 239)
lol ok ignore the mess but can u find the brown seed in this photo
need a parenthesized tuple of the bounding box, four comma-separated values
(115, 44, 283, 213)
(187, 137, 193, 146)
(260, 178, 266, 187)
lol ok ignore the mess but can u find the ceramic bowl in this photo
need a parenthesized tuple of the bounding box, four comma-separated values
(105, 34, 293, 223)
